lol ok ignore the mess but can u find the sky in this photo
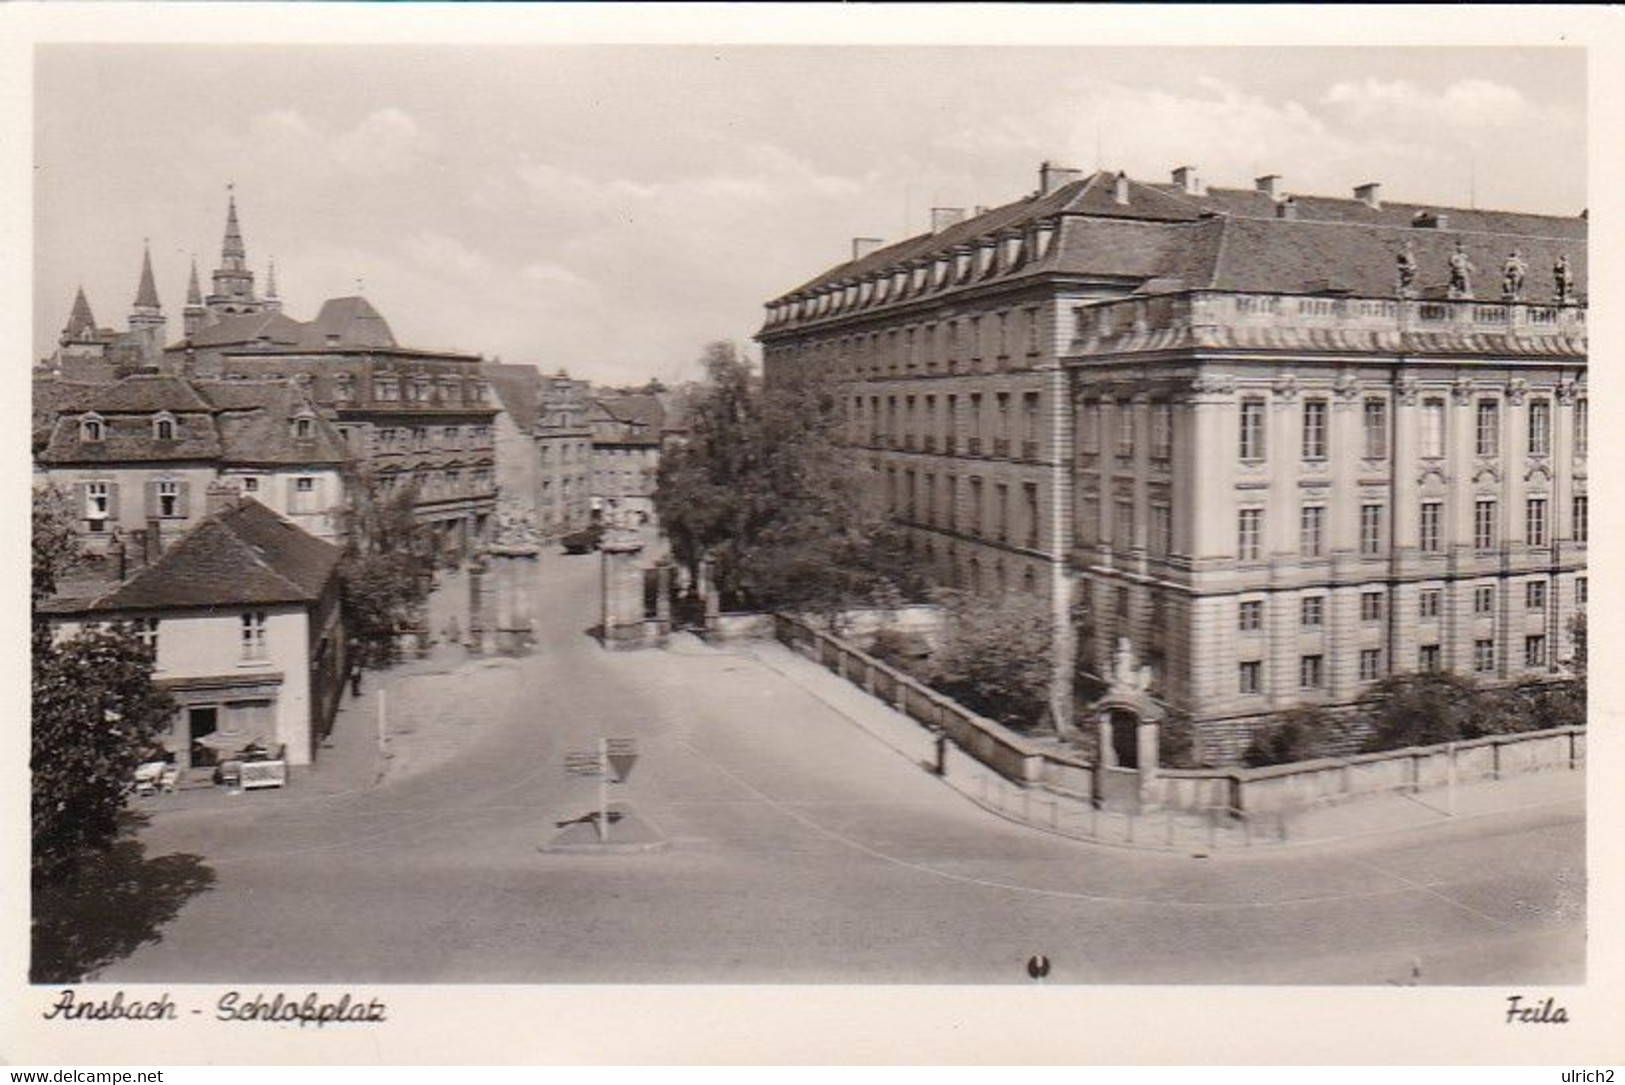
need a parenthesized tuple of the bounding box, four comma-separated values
(34, 45, 1585, 387)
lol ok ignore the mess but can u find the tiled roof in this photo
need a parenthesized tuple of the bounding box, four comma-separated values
(480, 362, 542, 431)
(181, 310, 308, 349)
(303, 296, 397, 349)
(1201, 216, 1586, 301)
(772, 169, 1585, 304)
(595, 393, 665, 431)
(34, 374, 349, 467)
(87, 498, 340, 612)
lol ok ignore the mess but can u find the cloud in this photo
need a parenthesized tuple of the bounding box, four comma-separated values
(1323, 77, 1537, 128)
(398, 231, 491, 280)
(520, 260, 589, 288)
(246, 106, 433, 176)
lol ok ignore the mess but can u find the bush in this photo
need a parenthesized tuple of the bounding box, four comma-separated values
(925, 590, 1055, 733)
(1243, 706, 1342, 767)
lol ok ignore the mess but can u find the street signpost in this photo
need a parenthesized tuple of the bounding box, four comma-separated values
(563, 738, 640, 843)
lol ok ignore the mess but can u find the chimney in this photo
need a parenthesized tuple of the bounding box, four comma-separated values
(930, 207, 966, 233)
(1255, 174, 1282, 200)
(1039, 161, 1084, 196)
(1411, 210, 1449, 230)
(974, 205, 991, 216)
(144, 518, 163, 565)
(1354, 182, 1382, 210)
(1171, 165, 1200, 195)
(205, 479, 242, 515)
(1276, 197, 1298, 221)
(851, 237, 884, 261)
(1113, 171, 1130, 205)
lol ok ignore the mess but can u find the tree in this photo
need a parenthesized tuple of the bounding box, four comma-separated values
(656, 341, 918, 618)
(33, 484, 82, 604)
(337, 470, 436, 669)
(32, 622, 177, 885)
(1361, 672, 1485, 751)
(925, 589, 1055, 733)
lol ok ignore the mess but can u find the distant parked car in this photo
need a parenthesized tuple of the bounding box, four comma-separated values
(561, 524, 604, 554)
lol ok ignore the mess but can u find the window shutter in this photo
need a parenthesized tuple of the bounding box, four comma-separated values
(144, 480, 158, 519)
(106, 482, 120, 520)
(286, 475, 298, 511)
(176, 480, 191, 519)
(74, 482, 89, 520)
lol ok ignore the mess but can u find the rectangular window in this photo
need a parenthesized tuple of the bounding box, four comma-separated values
(1575, 398, 1588, 456)
(1362, 398, 1388, 460)
(1421, 397, 1445, 458)
(1299, 654, 1324, 690)
(1475, 499, 1498, 551)
(134, 617, 159, 658)
(1475, 639, 1496, 674)
(1420, 588, 1442, 620)
(1149, 504, 1171, 556)
(1114, 499, 1134, 552)
(1360, 504, 1384, 555)
(1526, 498, 1548, 546)
(1301, 399, 1328, 459)
(1577, 577, 1588, 606)
(1475, 400, 1500, 457)
(1239, 661, 1262, 695)
(157, 480, 179, 518)
(1079, 399, 1098, 454)
(242, 477, 259, 493)
(1115, 586, 1130, 617)
(1420, 501, 1443, 553)
(996, 483, 1010, 542)
(1151, 402, 1172, 461)
(1238, 599, 1264, 633)
(241, 611, 268, 661)
(1359, 649, 1383, 682)
(946, 475, 958, 530)
(85, 481, 110, 527)
(1024, 483, 1040, 549)
(1573, 495, 1588, 543)
(1474, 585, 1494, 616)
(1525, 635, 1547, 668)
(1419, 644, 1441, 672)
(1528, 399, 1552, 456)
(1239, 398, 1266, 461)
(1300, 505, 1325, 557)
(1300, 596, 1325, 628)
(1526, 580, 1547, 611)
(1361, 591, 1384, 623)
(1238, 509, 1263, 561)
(969, 478, 983, 535)
(1116, 403, 1135, 457)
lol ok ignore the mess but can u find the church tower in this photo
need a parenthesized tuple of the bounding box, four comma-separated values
(60, 285, 100, 347)
(183, 256, 207, 337)
(206, 185, 260, 317)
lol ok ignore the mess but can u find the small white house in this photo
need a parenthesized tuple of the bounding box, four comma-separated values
(44, 496, 347, 771)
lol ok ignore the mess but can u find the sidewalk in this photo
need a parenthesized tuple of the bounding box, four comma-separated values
(743, 637, 1585, 853)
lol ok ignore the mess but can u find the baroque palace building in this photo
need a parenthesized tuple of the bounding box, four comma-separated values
(758, 163, 1586, 760)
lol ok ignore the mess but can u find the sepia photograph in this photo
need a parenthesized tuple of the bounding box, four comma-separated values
(7, 7, 1619, 1066)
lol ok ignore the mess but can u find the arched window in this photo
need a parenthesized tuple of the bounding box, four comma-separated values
(80, 413, 104, 442)
(153, 412, 176, 441)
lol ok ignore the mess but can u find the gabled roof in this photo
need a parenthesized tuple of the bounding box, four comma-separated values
(85, 498, 341, 612)
(198, 381, 349, 466)
(303, 296, 397, 349)
(595, 393, 665, 430)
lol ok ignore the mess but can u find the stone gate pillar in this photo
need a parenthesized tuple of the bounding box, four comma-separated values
(467, 557, 489, 655)
(1137, 718, 1162, 811)
(600, 526, 647, 649)
(698, 556, 720, 628)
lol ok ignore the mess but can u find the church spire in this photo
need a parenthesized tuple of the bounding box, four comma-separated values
(263, 257, 283, 314)
(183, 255, 206, 338)
(133, 240, 161, 311)
(186, 256, 202, 306)
(222, 183, 246, 269)
(61, 284, 99, 344)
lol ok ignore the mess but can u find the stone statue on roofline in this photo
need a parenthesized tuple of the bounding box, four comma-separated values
(1395, 241, 1417, 297)
(1502, 249, 1528, 301)
(1447, 240, 1474, 299)
(1554, 253, 1575, 305)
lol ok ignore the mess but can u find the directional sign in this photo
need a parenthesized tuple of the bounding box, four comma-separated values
(605, 738, 639, 783)
(564, 751, 603, 777)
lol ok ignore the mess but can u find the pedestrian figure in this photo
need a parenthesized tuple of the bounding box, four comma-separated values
(349, 664, 364, 698)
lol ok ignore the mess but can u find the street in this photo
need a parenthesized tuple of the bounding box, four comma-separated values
(100, 544, 1585, 985)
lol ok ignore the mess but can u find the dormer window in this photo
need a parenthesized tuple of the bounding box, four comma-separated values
(153, 412, 176, 441)
(292, 412, 315, 441)
(80, 413, 105, 442)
